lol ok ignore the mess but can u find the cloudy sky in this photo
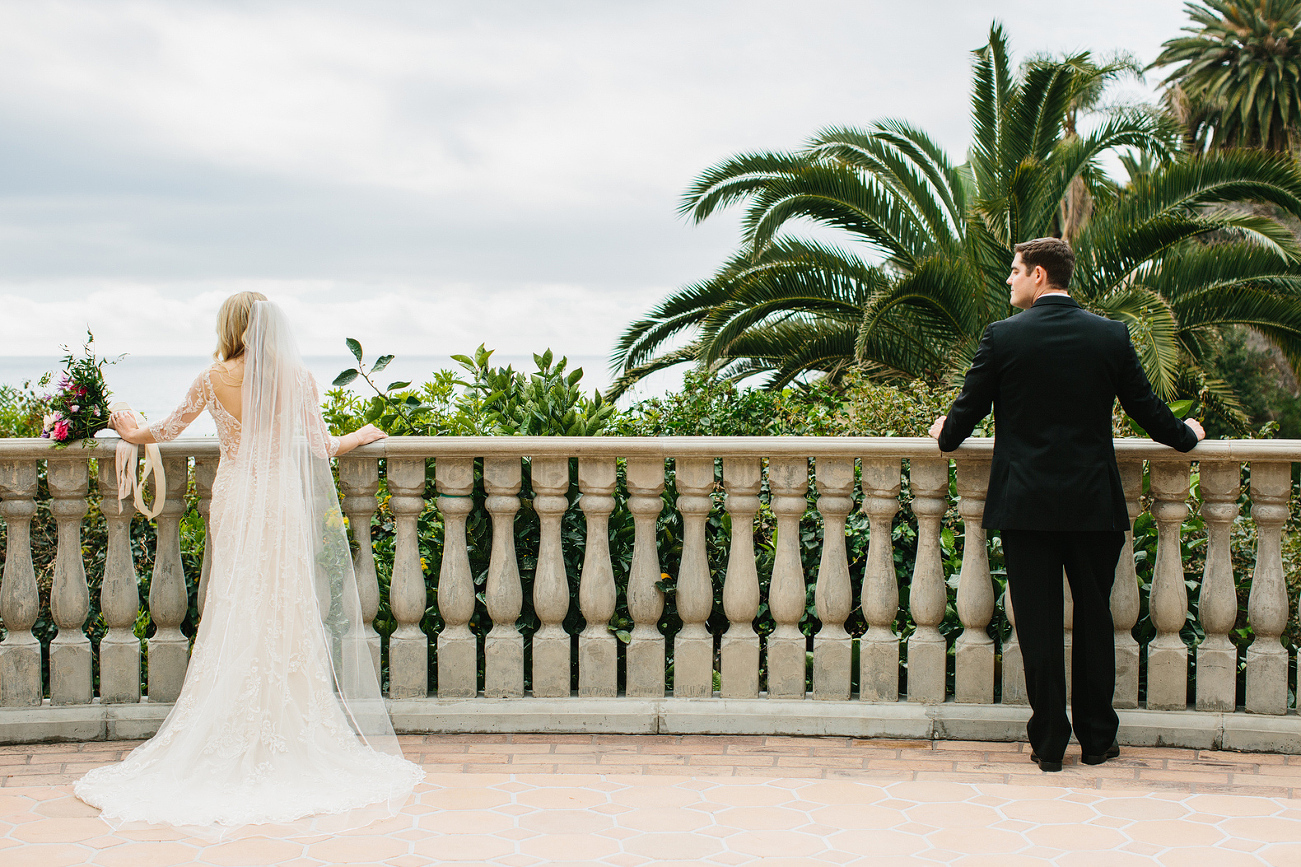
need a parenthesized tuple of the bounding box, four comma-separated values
(0, 0, 1192, 381)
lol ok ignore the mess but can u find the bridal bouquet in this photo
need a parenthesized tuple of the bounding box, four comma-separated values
(41, 331, 116, 445)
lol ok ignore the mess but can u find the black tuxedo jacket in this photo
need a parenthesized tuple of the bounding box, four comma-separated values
(938, 294, 1199, 531)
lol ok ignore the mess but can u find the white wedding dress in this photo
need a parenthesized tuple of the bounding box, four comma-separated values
(76, 302, 423, 832)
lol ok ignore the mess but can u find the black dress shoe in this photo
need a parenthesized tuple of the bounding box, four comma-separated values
(1029, 750, 1062, 772)
(1081, 741, 1121, 766)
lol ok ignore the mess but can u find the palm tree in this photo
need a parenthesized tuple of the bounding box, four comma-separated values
(610, 24, 1301, 430)
(1151, 0, 1301, 153)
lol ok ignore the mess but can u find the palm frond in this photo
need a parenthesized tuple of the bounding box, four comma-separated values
(1178, 367, 1250, 433)
(741, 165, 935, 266)
(679, 151, 812, 222)
(697, 265, 881, 367)
(970, 22, 1016, 201)
(1088, 287, 1183, 399)
(716, 321, 863, 389)
(807, 124, 963, 245)
(605, 342, 705, 401)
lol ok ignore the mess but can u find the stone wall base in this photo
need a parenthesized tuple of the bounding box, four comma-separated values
(2, 697, 1298, 754)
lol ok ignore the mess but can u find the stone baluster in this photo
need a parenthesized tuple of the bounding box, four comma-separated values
(339, 456, 382, 678)
(1146, 461, 1191, 710)
(625, 458, 665, 697)
(0, 460, 41, 706)
(1196, 462, 1240, 712)
(767, 457, 809, 699)
(387, 458, 428, 699)
(47, 457, 91, 704)
(1111, 460, 1143, 709)
(96, 457, 140, 703)
(1247, 462, 1291, 715)
(484, 457, 524, 698)
(859, 458, 901, 702)
(674, 457, 716, 697)
(435, 457, 477, 697)
(578, 458, 617, 697)
(193, 457, 217, 618)
(954, 459, 994, 704)
(813, 457, 854, 701)
(1001, 581, 1026, 705)
(908, 458, 949, 704)
(147, 456, 190, 703)
(720, 458, 761, 699)
(531, 457, 572, 698)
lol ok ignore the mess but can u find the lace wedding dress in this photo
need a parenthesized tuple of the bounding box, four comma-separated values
(76, 302, 423, 832)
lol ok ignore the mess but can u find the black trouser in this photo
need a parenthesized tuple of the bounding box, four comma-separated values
(1001, 529, 1126, 762)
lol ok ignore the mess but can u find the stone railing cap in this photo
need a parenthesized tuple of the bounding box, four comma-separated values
(0, 435, 1293, 462)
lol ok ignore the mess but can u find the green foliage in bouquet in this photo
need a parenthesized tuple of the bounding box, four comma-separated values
(41, 330, 117, 447)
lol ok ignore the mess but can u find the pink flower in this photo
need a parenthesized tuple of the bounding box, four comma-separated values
(70, 405, 79, 413)
(52, 419, 70, 441)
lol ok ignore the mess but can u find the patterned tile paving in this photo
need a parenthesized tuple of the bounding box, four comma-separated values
(0, 735, 1299, 865)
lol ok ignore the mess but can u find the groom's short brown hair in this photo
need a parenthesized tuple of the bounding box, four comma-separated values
(1014, 237, 1075, 290)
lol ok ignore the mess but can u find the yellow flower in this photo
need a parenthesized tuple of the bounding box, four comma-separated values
(420, 557, 428, 572)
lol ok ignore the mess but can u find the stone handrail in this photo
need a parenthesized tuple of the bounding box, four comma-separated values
(0, 435, 1297, 751)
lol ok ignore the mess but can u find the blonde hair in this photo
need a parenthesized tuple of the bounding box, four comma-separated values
(214, 291, 269, 361)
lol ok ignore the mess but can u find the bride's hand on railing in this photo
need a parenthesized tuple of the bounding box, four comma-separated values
(353, 424, 387, 446)
(109, 411, 147, 444)
(336, 423, 387, 455)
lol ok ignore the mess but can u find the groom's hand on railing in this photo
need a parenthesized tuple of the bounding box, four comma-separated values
(928, 416, 945, 439)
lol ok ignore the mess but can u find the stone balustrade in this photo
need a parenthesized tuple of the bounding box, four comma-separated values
(0, 435, 1298, 752)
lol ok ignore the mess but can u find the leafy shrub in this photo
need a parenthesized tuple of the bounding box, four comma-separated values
(0, 381, 47, 438)
(327, 343, 613, 437)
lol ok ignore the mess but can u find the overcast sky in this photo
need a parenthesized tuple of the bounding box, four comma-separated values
(0, 0, 1192, 380)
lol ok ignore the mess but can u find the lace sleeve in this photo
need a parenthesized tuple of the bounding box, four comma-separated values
(304, 373, 341, 459)
(148, 372, 208, 443)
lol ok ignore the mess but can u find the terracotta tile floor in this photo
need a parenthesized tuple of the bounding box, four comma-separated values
(2, 734, 1301, 865)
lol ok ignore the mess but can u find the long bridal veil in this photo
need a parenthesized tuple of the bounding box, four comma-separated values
(75, 301, 421, 835)
(240, 300, 401, 753)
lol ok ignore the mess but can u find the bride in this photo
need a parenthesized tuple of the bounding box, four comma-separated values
(75, 292, 424, 831)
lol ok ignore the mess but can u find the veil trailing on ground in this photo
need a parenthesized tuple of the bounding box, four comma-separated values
(75, 300, 421, 837)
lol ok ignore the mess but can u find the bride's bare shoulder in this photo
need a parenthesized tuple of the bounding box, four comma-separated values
(208, 359, 245, 387)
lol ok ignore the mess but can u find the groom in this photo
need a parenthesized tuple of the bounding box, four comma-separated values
(929, 237, 1203, 772)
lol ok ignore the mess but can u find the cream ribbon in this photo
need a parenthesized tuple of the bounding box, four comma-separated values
(111, 401, 166, 520)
